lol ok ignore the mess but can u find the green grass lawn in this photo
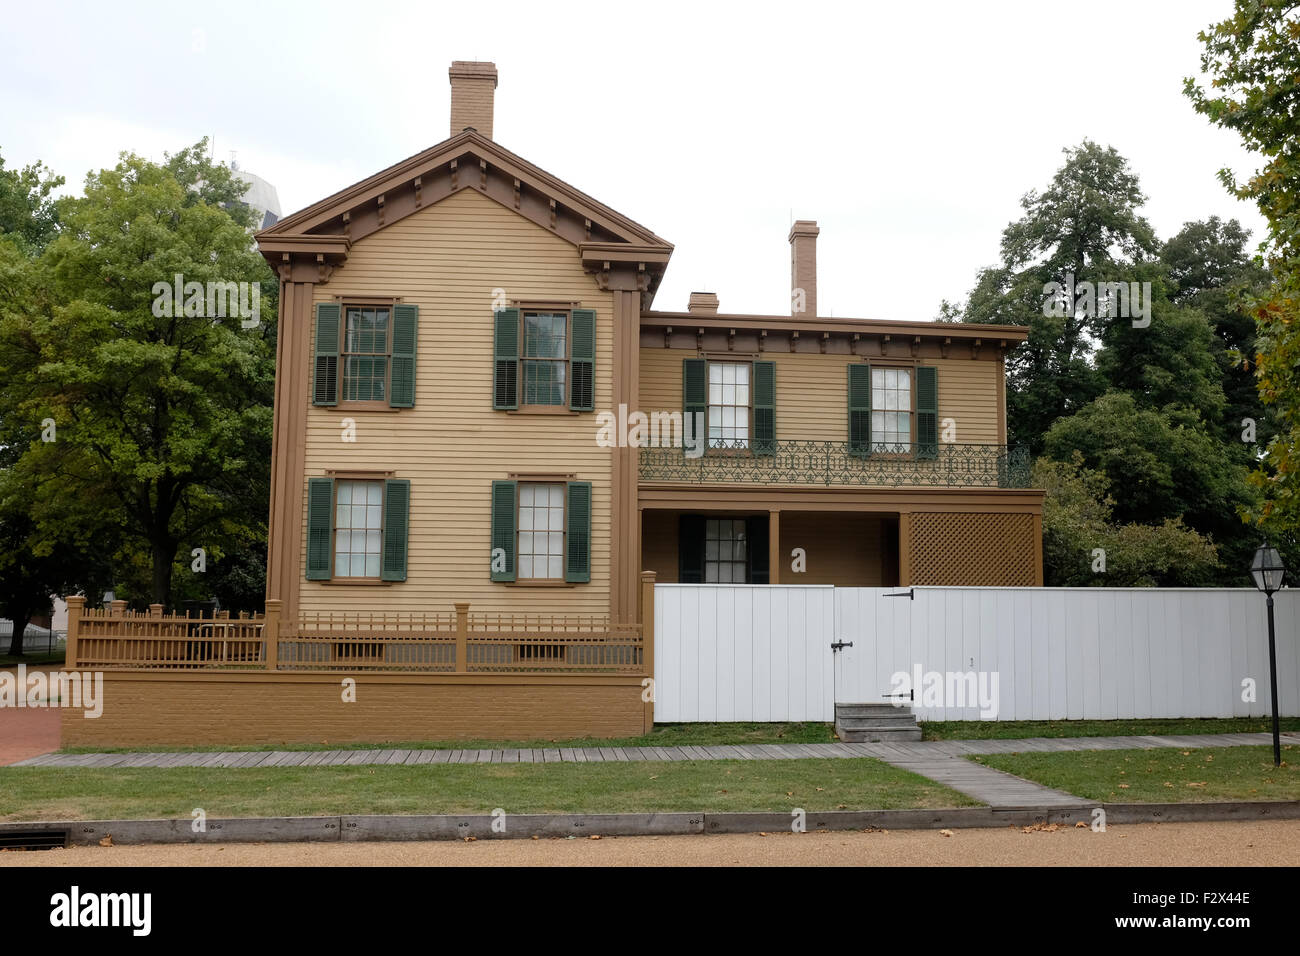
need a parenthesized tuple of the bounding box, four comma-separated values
(919, 717, 1300, 741)
(972, 744, 1300, 803)
(59, 721, 839, 755)
(0, 758, 977, 821)
(0, 650, 68, 668)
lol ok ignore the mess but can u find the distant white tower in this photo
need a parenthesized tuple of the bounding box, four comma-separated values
(230, 160, 282, 230)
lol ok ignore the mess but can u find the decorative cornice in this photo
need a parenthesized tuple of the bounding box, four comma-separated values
(258, 236, 351, 283)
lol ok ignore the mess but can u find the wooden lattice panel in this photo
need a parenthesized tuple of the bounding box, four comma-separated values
(910, 512, 1038, 586)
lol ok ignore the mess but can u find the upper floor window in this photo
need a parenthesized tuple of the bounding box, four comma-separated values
(871, 367, 912, 453)
(708, 361, 750, 448)
(522, 311, 568, 406)
(343, 306, 390, 403)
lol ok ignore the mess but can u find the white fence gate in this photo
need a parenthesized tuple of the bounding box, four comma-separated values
(654, 585, 1300, 723)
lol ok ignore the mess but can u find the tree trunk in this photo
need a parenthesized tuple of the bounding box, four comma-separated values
(3, 605, 31, 658)
(151, 537, 177, 609)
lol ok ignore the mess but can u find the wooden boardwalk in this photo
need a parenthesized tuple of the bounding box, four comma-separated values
(15, 732, 1282, 772)
(15, 732, 1295, 808)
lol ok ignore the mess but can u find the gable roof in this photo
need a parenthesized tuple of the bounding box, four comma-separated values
(257, 130, 674, 297)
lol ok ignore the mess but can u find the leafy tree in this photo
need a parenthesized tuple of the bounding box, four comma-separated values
(1042, 392, 1259, 580)
(962, 140, 1158, 450)
(0, 150, 63, 254)
(0, 235, 117, 653)
(1186, 1, 1300, 564)
(1160, 217, 1271, 447)
(1037, 456, 1219, 586)
(1095, 292, 1226, 424)
(0, 141, 275, 608)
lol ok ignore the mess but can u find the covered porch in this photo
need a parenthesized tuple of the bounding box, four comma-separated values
(638, 487, 1044, 587)
(642, 509, 900, 586)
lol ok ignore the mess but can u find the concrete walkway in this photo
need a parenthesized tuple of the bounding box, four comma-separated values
(14, 731, 1295, 809)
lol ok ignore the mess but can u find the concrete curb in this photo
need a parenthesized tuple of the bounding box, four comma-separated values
(3, 801, 1298, 845)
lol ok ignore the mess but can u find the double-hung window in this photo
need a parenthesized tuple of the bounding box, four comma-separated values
(871, 367, 912, 453)
(517, 482, 565, 580)
(342, 306, 390, 403)
(521, 312, 568, 407)
(333, 479, 384, 578)
(708, 362, 750, 449)
(306, 475, 410, 583)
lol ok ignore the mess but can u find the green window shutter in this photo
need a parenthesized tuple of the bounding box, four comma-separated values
(313, 304, 341, 406)
(916, 365, 938, 460)
(678, 514, 705, 583)
(490, 480, 517, 581)
(306, 477, 334, 580)
(493, 308, 520, 410)
(569, 308, 596, 411)
(564, 481, 592, 583)
(380, 479, 410, 581)
(746, 515, 769, 584)
(753, 360, 776, 455)
(389, 304, 418, 408)
(848, 364, 872, 458)
(682, 358, 707, 451)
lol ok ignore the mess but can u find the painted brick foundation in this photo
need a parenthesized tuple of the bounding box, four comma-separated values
(61, 673, 647, 748)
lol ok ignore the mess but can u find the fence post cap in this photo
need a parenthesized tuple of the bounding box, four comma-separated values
(640, 571, 658, 582)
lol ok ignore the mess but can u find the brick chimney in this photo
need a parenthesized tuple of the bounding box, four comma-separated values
(789, 220, 819, 317)
(449, 61, 498, 139)
(687, 291, 720, 315)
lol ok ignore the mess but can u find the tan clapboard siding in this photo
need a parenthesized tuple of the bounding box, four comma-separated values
(639, 349, 1002, 444)
(300, 188, 613, 616)
(932, 358, 999, 444)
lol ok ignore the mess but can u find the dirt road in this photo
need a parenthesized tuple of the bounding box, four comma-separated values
(2, 820, 1296, 866)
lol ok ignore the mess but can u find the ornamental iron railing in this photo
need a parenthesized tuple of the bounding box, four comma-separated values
(638, 440, 1032, 488)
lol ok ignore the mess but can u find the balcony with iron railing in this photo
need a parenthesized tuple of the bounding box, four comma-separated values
(638, 440, 1033, 489)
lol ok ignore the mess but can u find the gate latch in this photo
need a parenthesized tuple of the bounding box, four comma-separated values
(831, 640, 853, 652)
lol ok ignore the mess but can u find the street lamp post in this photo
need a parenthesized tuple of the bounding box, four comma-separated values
(1249, 543, 1287, 767)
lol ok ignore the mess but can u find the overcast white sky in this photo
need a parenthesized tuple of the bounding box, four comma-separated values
(0, 0, 1266, 322)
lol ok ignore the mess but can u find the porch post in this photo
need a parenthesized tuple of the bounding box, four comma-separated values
(768, 509, 781, 584)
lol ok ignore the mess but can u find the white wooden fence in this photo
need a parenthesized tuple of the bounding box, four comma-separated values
(653, 585, 1300, 723)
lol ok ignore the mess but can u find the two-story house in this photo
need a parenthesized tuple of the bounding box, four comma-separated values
(220, 60, 1042, 742)
(257, 60, 1040, 627)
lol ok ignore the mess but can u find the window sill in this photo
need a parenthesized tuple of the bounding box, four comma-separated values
(318, 578, 395, 586)
(507, 407, 581, 416)
(328, 402, 404, 413)
(506, 580, 577, 588)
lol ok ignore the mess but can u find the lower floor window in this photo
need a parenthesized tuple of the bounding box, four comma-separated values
(705, 518, 748, 583)
(518, 482, 565, 580)
(335, 479, 383, 578)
